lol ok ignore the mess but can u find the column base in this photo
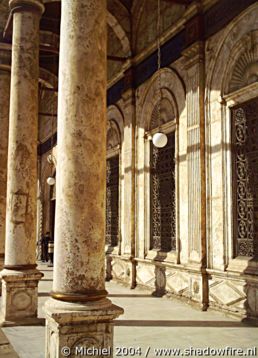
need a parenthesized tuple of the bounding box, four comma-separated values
(0, 268, 43, 325)
(44, 297, 124, 358)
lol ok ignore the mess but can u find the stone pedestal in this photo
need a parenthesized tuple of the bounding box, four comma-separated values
(45, 0, 123, 355)
(0, 269, 43, 325)
(0, 0, 44, 324)
(45, 299, 123, 358)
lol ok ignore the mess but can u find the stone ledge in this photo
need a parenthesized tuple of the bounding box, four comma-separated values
(44, 298, 124, 324)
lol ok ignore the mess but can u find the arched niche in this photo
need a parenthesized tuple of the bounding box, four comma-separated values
(105, 105, 124, 254)
(107, 119, 121, 150)
(223, 30, 258, 94)
(205, 2, 258, 271)
(139, 68, 185, 130)
(206, 3, 258, 103)
(42, 0, 131, 56)
(107, 105, 124, 153)
(148, 94, 176, 131)
(136, 67, 187, 264)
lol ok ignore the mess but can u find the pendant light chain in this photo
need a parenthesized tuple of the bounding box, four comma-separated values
(50, 54, 55, 173)
(46, 55, 57, 186)
(50, 93, 54, 168)
(152, 0, 168, 149)
(157, 0, 161, 129)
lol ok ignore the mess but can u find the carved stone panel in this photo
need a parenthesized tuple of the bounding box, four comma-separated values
(232, 98, 258, 257)
(106, 155, 119, 246)
(107, 120, 120, 150)
(150, 132, 176, 252)
(227, 31, 258, 94)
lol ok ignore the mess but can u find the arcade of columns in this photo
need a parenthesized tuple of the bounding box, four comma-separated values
(1, 0, 258, 356)
(0, 0, 123, 356)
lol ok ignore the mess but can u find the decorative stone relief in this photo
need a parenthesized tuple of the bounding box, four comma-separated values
(111, 258, 132, 286)
(228, 31, 258, 93)
(231, 99, 258, 257)
(112, 261, 126, 280)
(209, 279, 246, 313)
(136, 263, 155, 288)
(107, 119, 121, 150)
(166, 272, 188, 295)
(11, 290, 32, 311)
(0, 270, 43, 323)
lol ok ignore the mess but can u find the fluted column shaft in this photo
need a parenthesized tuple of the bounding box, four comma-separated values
(52, 0, 107, 301)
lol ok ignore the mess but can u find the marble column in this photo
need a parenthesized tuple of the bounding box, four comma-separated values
(0, 0, 44, 325)
(44, 1, 123, 356)
(0, 70, 10, 294)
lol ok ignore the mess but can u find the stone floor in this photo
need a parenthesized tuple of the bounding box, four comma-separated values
(0, 328, 18, 357)
(1, 263, 258, 358)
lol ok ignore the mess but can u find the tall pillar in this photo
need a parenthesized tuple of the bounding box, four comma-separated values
(121, 68, 137, 288)
(44, 1, 123, 357)
(182, 13, 208, 310)
(0, 70, 10, 293)
(0, 0, 44, 325)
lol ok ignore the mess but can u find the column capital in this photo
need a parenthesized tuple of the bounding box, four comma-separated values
(9, 0, 44, 15)
(182, 41, 205, 70)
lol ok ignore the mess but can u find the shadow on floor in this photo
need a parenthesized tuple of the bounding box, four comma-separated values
(41, 279, 53, 282)
(114, 320, 257, 328)
(38, 292, 50, 297)
(108, 294, 154, 298)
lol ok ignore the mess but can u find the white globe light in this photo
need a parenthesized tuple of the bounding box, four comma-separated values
(152, 132, 168, 148)
(47, 177, 55, 186)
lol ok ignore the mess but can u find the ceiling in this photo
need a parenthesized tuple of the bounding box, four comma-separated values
(119, 0, 133, 11)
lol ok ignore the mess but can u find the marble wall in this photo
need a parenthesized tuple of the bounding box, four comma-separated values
(105, 2, 258, 319)
(39, 2, 258, 319)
